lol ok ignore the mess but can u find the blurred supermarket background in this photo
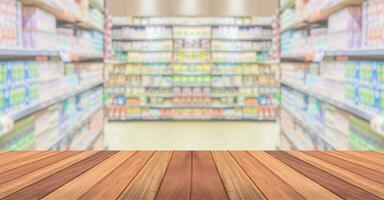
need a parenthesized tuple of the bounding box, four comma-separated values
(0, 0, 383, 150)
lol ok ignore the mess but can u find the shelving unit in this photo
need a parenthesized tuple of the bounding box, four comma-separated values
(0, 0, 107, 151)
(106, 16, 279, 120)
(278, 0, 384, 150)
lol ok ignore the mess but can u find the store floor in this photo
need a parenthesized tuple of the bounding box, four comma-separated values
(105, 121, 280, 150)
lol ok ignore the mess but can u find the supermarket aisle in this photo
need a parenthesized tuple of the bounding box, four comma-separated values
(105, 121, 279, 150)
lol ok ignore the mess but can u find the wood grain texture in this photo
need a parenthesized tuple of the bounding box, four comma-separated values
(308, 152, 384, 185)
(118, 152, 173, 200)
(43, 152, 135, 200)
(288, 151, 384, 199)
(191, 151, 229, 200)
(0, 152, 77, 185)
(156, 151, 192, 200)
(79, 151, 154, 200)
(2, 151, 117, 200)
(211, 151, 266, 200)
(249, 151, 341, 200)
(344, 152, 384, 168)
(0, 151, 59, 174)
(231, 151, 305, 200)
(269, 151, 382, 200)
(0, 152, 42, 168)
(330, 152, 384, 173)
(0, 151, 96, 199)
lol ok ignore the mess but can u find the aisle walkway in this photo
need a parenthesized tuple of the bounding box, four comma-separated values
(105, 121, 279, 150)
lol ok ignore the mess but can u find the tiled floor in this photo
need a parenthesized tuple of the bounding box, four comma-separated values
(105, 121, 280, 150)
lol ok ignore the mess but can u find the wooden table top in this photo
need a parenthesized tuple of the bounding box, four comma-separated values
(0, 151, 383, 200)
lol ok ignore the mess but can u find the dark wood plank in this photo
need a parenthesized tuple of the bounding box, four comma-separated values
(249, 151, 341, 200)
(269, 152, 382, 200)
(0, 152, 77, 185)
(191, 151, 229, 200)
(156, 151, 192, 200)
(308, 152, 384, 185)
(79, 151, 154, 200)
(211, 151, 266, 200)
(118, 152, 173, 200)
(2, 151, 117, 200)
(230, 151, 305, 200)
(0, 152, 97, 199)
(289, 151, 384, 199)
(43, 152, 136, 200)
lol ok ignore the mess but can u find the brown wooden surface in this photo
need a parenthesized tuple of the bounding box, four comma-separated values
(0, 151, 383, 200)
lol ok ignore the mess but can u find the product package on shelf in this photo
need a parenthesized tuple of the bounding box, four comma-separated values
(362, 0, 384, 48)
(0, 0, 22, 48)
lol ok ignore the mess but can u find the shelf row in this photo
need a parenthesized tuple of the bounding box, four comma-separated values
(19, 0, 104, 32)
(7, 80, 103, 123)
(281, 48, 384, 62)
(280, 80, 374, 122)
(280, 0, 365, 32)
(0, 48, 104, 61)
(105, 60, 280, 65)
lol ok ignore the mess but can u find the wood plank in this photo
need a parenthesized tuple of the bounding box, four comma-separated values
(0, 151, 96, 199)
(336, 152, 384, 171)
(344, 152, 384, 168)
(156, 151, 192, 200)
(0, 151, 59, 174)
(2, 151, 117, 200)
(0, 152, 42, 167)
(0, 152, 77, 185)
(249, 151, 341, 200)
(288, 151, 384, 199)
(43, 152, 135, 200)
(308, 152, 384, 185)
(329, 151, 384, 173)
(191, 152, 229, 200)
(118, 151, 173, 200)
(269, 152, 382, 200)
(230, 151, 305, 200)
(79, 151, 154, 200)
(211, 151, 266, 200)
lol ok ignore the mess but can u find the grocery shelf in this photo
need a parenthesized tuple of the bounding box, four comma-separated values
(212, 60, 280, 65)
(211, 37, 273, 41)
(325, 48, 384, 59)
(49, 105, 103, 150)
(281, 106, 336, 149)
(109, 118, 276, 122)
(0, 48, 60, 58)
(9, 80, 104, 122)
(113, 22, 272, 27)
(281, 80, 375, 121)
(280, 0, 365, 32)
(19, 0, 104, 32)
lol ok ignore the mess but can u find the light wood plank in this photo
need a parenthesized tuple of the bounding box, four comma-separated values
(43, 151, 135, 200)
(330, 152, 384, 173)
(2, 152, 117, 200)
(0, 152, 77, 185)
(230, 151, 305, 200)
(0, 152, 42, 168)
(211, 151, 266, 200)
(0, 151, 96, 199)
(249, 151, 341, 200)
(118, 152, 173, 200)
(191, 151, 229, 200)
(308, 152, 384, 185)
(156, 151, 192, 200)
(0, 151, 59, 174)
(289, 151, 384, 199)
(79, 152, 154, 200)
(344, 152, 384, 168)
(269, 152, 382, 200)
